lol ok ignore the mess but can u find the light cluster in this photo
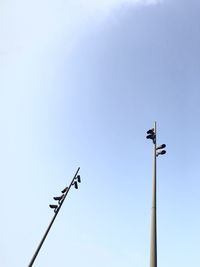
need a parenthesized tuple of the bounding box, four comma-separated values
(49, 174, 81, 213)
(146, 127, 167, 156)
(146, 128, 156, 144)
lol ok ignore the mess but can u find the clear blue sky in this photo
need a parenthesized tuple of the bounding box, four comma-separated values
(1, 0, 200, 266)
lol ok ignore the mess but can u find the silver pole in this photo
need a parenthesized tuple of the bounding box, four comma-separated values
(146, 122, 166, 267)
(150, 122, 157, 267)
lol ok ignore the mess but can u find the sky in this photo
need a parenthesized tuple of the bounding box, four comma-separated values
(1, 0, 200, 266)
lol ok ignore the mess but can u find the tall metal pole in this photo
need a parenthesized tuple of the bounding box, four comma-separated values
(28, 167, 81, 267)
(150, 121, 157, 267)
(146, 122, 166, 267)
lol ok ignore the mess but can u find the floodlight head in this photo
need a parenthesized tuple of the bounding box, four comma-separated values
(146, 134, 155, 140)
(49, 204, 58, 209)
(53, 195, 64, 201)
(61, 187, 69, 194)
(77, 175, 81, 183)
(147, 129, 154, 134)
(146, 128, 156, 144)
(156, 144, 166, 150)
(156, 150, 166, 157)
(146, 133, 156, 143)
(74, 181, 78, 189)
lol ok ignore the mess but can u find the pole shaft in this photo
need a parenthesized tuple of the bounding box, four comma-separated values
(150, 122, 157, 267)
(28, 167, 80, 267)
(28, 210, 57, 267)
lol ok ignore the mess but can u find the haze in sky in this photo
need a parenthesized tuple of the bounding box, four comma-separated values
(1, 0, 200, 266)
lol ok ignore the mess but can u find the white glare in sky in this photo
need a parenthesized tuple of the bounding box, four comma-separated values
(78, 0, 161, 11)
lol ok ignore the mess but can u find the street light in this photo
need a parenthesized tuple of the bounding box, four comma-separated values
(27, 167, 81, 267)
(146, 122, 166, 267)
(77, 175, 81, 183)
(49, 204, 58, 213)
(53, 194, 64, 204)
(146, 128, 155, 142)
(61, 186, 69, 194)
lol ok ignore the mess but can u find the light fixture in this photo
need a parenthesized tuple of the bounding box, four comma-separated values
(77, 175, 81, 183)
(156, 150, 166, 157)
(146, 128, 155, 142)
(53, 195, 64, 204)
(74, 181, 78, 189)
(156, 144, 166, 150)
(49, 204, 58, 209)
(61, 187, 69, 194)
(147, 129, 154, 134)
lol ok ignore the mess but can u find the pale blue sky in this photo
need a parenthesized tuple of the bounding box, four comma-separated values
(1, 0, 200, 266)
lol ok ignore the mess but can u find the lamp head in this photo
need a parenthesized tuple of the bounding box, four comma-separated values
(49, 204, 58, 209)
(146, 134, 154, 140)
(77, 175, 81, 183)
(53, 195, 64, 201)
(146, 128, 154, 134)
(156, 144, 166, 150)
(156, 150, 166, 157)
(74, 181, 78, 189)
(61, 187, 69, 194)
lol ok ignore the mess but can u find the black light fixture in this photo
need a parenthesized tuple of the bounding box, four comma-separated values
(49, 204, 58, 209)
(61, 186, 68, 194)
(53, 195, 64, 204)
(74, 181, 78, 189)
(146, 134, 154, 139)
(146, 128, 155, 143)
(147, 129, 154, 134)
(53, 195, 64, 201)
(49, 204, 58, 212)
(77, 175, 81, 183)
(156, 150, 166, 157)
(156, 144, 166, 150)
(156, 143, 167, 157)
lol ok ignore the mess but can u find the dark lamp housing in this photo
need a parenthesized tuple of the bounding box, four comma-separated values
(146, 134, 154, 140)
(147, 129, 154, 134)
(53, 195, 64, 201)
(74, 181, 78, 189)
(49, 204, 58, 209)
(156, 144, 166, 150)
(61, 187, 69, 194)
(77, 175, 81, 183)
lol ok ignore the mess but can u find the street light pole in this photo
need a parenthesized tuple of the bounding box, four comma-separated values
(146, 123, 166, 267)
(150, 121, 157, 267)
(28, 167, 81, 267)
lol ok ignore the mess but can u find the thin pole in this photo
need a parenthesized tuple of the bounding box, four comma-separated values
(28, 167, 80, 267)
(150, 122, 157, 267)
